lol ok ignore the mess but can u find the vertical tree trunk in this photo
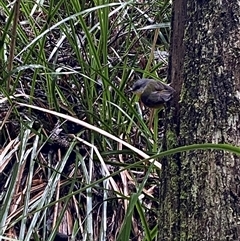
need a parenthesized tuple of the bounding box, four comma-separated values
(160, 0, 240, 240)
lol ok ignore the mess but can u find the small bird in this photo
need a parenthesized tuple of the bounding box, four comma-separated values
(131, 78, 175, 108)
(131, 78, 175, 127)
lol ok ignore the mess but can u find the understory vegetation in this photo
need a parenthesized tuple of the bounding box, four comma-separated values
(0, 0, 171, 240)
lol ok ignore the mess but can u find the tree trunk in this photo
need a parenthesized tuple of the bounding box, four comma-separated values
(160, 0, 240, 240)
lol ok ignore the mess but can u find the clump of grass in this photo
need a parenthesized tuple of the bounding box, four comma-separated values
(0, 0, 171, 240)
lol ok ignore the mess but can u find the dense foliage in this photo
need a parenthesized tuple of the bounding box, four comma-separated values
(0, 0, 171, 240)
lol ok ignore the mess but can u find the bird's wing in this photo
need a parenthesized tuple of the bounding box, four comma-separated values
(141, 89, 174, 108)
(155, 89, 173, 102)
(139, 80, 175, 108)
(155, 81, 175, 92)
(140, 91, 165, 108)
(155, 82, 175, 101)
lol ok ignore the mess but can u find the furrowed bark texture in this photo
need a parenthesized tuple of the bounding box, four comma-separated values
(160, 0, 240, 240)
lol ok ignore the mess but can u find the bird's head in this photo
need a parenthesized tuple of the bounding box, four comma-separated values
(131, 79, 152, 95)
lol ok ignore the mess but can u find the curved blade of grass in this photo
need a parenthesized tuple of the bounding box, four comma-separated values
(149, 143, 240, 159)
(15, 102, 162, 169)
(15, 2, 129, 58)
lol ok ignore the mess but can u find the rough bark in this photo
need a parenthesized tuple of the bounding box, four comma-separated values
(160, 0, 240, 240)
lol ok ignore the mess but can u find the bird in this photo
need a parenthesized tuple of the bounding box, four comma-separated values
(131, 78, 175, 127)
